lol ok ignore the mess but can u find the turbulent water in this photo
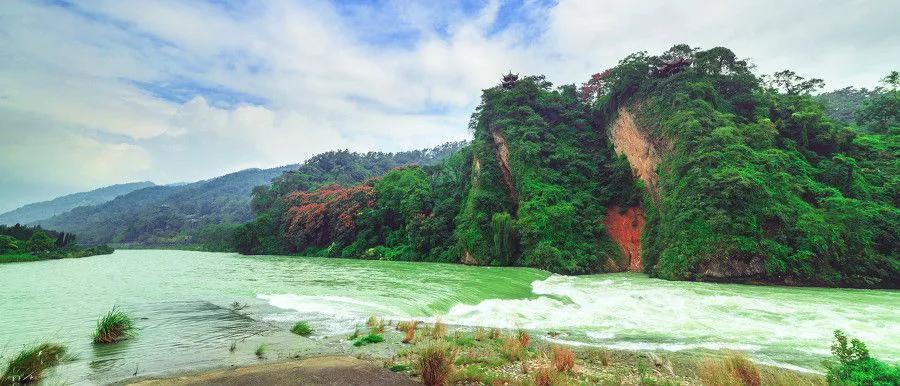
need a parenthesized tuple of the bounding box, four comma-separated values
(0, 250, 896, 384)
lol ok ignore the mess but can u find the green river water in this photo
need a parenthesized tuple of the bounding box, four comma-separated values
(0, 250, 897, 384)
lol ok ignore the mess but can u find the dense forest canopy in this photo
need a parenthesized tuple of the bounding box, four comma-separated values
(236, 45, 897, 288)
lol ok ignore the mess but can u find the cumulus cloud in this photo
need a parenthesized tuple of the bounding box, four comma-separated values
(0, 0, 897, 211)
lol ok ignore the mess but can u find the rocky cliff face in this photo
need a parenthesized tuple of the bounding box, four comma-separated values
(607, 108, 662, 197)
(603, 206, 644, 272)
(603, 108, 660, 272)
(489, 125, 518, 215)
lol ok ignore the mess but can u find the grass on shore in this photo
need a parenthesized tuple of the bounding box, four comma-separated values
(0, 343, 68, 385)
(93, 307, 135, 344)
(374, 320, 827, 386)
(353, 333, 385, 347)
(0, 253, 42, 264)
(291, 321, 313, 336)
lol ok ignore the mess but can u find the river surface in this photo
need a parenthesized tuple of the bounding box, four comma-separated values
(0, 250, 897, 384)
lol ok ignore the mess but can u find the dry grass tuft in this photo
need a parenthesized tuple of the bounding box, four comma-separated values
(430, 318, 447, 340)
(417, 341, 457, 386)
(698, 353, 760, 386)
(402, 322, 417, 344)
(552, 345, 575, 372)
(366, 316, 385, 334)
(474, 327, 487, 341)
(517, 329, 530, 347)
(533, 363, 559, 386)
(396, 320, 418, 332)
(599, 349, 610, 366)
(501, 337, 525, 362)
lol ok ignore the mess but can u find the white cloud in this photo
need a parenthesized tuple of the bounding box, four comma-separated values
(0, 0, 897, 209)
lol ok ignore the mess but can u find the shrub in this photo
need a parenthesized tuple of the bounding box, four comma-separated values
(348, 327, 361, 340)
(552, 346, 575, 372)
(416, 341, 457, 386)
(255, 344, 266, 358)
(93, 307, 135, 344)
(826, 330, 899, 385)
(1, 343, 68, 385)
(353, 333, 384, 347)
(291, 321, 313, 336)
(501, 338, 525, 362)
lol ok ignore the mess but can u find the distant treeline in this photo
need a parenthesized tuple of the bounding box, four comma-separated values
(0, 224, 113, 262)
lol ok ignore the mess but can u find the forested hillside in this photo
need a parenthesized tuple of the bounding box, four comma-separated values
(34, 168, 293, 246)
(34, 143, 465, 248)
(0, 181, 154, 225)
(238, 45, 897, 288)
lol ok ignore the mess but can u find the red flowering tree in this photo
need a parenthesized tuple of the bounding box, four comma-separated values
(579, 69, 612, 103)
(282, 183, 374, 251)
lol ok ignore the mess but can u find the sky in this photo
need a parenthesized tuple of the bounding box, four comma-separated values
(0, 0, 898, 213)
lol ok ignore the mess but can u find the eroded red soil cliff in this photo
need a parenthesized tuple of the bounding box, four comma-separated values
(604, 205, 645, 272)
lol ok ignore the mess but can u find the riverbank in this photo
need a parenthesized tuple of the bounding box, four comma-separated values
(2, 251, 896, 384)
(0, 245, 114, 264)
(121, 323, 826, 386)
(127, 356, 419, 386)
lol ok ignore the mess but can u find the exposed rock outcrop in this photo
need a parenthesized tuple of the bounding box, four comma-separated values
(604, 206, 645, 272)
(488, 124, 518, 215)
(608, 109, 662, 197)
(696, 254, 766, 281)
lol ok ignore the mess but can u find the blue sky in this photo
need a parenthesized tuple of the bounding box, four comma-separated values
(0, 0, 898, 212)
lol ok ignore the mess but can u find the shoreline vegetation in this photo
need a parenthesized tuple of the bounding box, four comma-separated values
(122, 320, 898, 386)
(4, 306, 894, 385)
(0, 224, 114, 264)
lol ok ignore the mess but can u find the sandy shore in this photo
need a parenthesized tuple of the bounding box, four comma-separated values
(125, 356, 418, 386)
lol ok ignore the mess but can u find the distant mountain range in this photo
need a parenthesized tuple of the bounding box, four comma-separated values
(32, 166, 298, 246)
(19, 142, 466, 247)
(0, 182, 155, 225)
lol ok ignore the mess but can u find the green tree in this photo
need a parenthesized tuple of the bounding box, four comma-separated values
(0, 235, 21, 253)
(26, 231, 55, 254)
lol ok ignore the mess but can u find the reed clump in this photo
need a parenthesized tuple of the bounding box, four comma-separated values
(92, 306, 135, 344)
(1, 343, 69, 385)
